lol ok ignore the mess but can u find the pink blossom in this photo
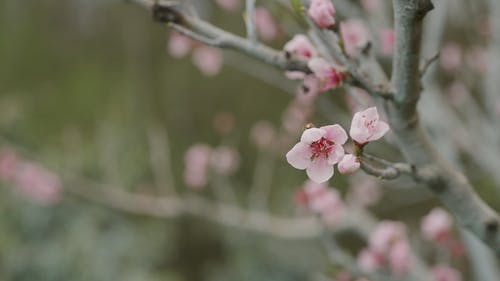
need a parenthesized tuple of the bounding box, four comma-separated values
(301, 180, 344, 225)
(388, 239, 411, 275)
(254, 7, 278, 41)
(308, 0, 336, 28)
(184, 144, 212, 189)
(340, 19, 370, 57)
(432, 265, 462, 281)
(361, 0, 380, 12)
(379, 28, 395, 56)
(440, 43, 462, 72)
(0, 148, 19, 182)
(13, 162, 62, 204)
(307, 57, 345, 92)
(215, 0, 240, 11)
(210, 146, 240, 175)
(250, 121, 276, 148)
(421, 207, 453, 243)
(358, 248, 384, 272)
(346, 174, 382, 207)
(168, 32, 192, 58)
(338, 154, 360, 174)
(191, 46, 223, 76)
(369, 220, 407, 253)
(286, 125, 348, 183)
(283, 34, 318, 60)
(349, 107, 389, 145)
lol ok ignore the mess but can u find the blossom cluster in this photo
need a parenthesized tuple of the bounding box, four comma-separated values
(0, 147, 62, 204)
(286, 107, 389, 183)
(183, 144, 240, 189)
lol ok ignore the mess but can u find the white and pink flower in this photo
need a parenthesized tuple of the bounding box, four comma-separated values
(167, 32, 192, 58)
(286, 125, 348, 183)
(308, 0, 336, 28)
(338, 154, 360, 174)
(307, 57, 346, 92)
(349, 107, 389, 145)
(184, 144, 212, 189)
(421, 207, 453, 243)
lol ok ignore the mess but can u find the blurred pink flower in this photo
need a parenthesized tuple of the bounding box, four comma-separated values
(340, 19, 370, 57)
(358, 248, 384, 272)
(192, 46, 223, 76)
(369, 220, 407, 253)
(388, 239, 411, 275)
(346, 174, 382, 207)
(0, 147, 19, 182)
(338, 154, 360, 174)
(215, 0, 240, 11)
(301, 180, 344, 225)
(308, 0, 336, 28)
(167, 32, 192, 58)
(254, 7, 278, 41)
(286, 125, 348, 183)
(283, 34, 318, 59)
(307, 57, 345, 92)
(361, 0, 380, 12)
(379, 28, 395, 56)
(349, 107, 389, 145)
(421, 207, 453, 243)
(13, 162, 62, 204)
(250, 120, 276, 148)
(184, 144, 212, 189)
(210, 146, 240, 175)
(432, 265, 462, 281)
(440, 43, 462, 72)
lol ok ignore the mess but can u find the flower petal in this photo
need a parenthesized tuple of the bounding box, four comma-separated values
(306, 157, 334, 183)
(369, 121, 390, 142)
(321, 124, 348, 144)
(286, 143, 312, 169)
(300, 127, 326, 144)
(327, 144, 345, 165)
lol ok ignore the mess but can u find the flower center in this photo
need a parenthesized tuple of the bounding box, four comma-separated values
(310, 137, 334, 159)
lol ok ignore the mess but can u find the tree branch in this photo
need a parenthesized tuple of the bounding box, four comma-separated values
(388, 0, 500, 254)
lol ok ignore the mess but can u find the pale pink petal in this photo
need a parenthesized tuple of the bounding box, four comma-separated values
(321, 124, 348, 144)
(388, 239, 411, 275)
(421, 207, 453, 242)
(369, 121, 390, 141)
(432, 265, 462, 281)
(306, 157, 334, 183)
(308, 57, 331, 77)
(285, 71, 306, 80)
(338, 154, 360, 174)
(283, 34, 317, 59)
(327, 144, 345, 165)
(300, 127, 326, 144)
(286, 143, 312, 169)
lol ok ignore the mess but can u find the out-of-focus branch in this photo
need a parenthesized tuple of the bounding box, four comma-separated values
(388, 0, 500, 254)
(245, 0, 257, 42)
(131, 0, 310, 73)
(360, 154, 414, 180)
(68, 181, 324, 239)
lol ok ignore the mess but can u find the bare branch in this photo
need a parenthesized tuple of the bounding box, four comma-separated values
(245, 0, 257, 42)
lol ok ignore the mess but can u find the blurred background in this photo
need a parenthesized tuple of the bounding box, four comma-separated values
(0, 0, 499, 280)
